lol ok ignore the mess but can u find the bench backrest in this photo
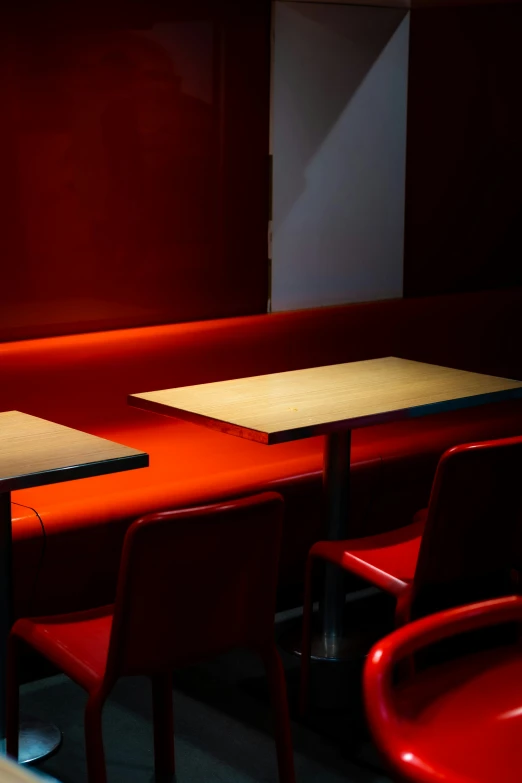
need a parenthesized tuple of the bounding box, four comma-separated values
(1, 289, 521, 432)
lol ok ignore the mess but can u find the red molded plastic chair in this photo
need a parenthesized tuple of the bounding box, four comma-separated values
(6, 492, 296, 783)
(300, 434, 522, 712)
(363, 595, 522, 783)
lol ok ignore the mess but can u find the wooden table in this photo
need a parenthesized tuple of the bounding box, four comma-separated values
(129, 357, 522, 660)
(0, 411, 148, 762)
(0, 752, 50, 781)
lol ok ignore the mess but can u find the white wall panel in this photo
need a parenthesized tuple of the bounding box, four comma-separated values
(271, 2, 409, 311)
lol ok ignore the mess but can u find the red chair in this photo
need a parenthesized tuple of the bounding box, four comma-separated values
(363, 595, 522, 783)
(6, 492, 296, 783)
(300, 434, 522, 712)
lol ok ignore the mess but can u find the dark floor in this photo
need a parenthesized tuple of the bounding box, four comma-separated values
(22, 590, 395, 783)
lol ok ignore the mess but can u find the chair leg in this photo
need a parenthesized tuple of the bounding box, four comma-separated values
(6, 633, 20, 761)
(299, 552, 315, 717)
(85, 689, 109, 783)
(260, 643, 296, 783)
(394, 590, 415, 681)
(151, 673, 175, 780)
(394, 589, 412, 629)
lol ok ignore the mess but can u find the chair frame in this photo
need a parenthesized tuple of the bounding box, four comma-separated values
(7, 492, 296, 783)
(300, 434, 522, 713)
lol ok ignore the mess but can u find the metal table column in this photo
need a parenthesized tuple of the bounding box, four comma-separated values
(0, 493, 61, 763)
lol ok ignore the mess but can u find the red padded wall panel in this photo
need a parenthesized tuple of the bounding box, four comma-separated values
(0, 1, 270, 341)
(403, 5, 522, 298)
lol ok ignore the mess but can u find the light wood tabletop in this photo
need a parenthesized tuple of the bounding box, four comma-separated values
(0, 755, 43, 782)
(0, 411, 148, 493)
(129, 357, 522, 445)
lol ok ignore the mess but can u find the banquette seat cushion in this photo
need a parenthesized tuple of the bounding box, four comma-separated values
(3, 288, 522, 616)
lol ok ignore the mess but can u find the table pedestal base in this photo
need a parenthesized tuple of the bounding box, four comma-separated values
(278, 586, 395, 664)
(279, 622, 377, 662)
(19, 715, 62, 765)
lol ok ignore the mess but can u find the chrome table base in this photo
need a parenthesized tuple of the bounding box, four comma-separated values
(19, 716, 62, 765)
(1, 496, 62, 765)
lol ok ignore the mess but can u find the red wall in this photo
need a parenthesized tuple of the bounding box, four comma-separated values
(0, 1, 270, 341)
(403, 5, 522, 298)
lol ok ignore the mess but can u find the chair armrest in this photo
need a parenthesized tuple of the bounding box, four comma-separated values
(364, 595, 522, 738)
(369, 595, 522, 667)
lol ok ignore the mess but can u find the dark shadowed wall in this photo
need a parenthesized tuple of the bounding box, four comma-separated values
(403, 4, 522, 297)
(0, 0, 271, 341)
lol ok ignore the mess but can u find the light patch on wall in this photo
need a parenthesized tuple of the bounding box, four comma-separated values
(271, 2, 409, 311)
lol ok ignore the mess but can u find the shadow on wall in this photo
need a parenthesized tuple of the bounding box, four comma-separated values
(273, 3, 406, 232)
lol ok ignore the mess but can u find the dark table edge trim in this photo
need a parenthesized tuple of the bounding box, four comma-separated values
(129, 387, 522, 445)
(128, 395, 271, 444)
(407, 386, 522, 418)
(0, 453, 149, 494)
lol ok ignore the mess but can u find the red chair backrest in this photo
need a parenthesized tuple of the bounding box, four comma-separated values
(105, 492, 284, 677)
(412, 434, 522, 618)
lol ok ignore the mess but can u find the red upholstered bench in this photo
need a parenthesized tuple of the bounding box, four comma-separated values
(3, 288, 522, 617)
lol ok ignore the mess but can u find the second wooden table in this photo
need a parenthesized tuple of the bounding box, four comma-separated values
(129, 357, 522, 660)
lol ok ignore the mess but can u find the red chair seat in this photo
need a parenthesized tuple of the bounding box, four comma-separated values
(396, 647, 522, 783)
(311, 516, 426, 596)
(16, 607, 113, 691)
